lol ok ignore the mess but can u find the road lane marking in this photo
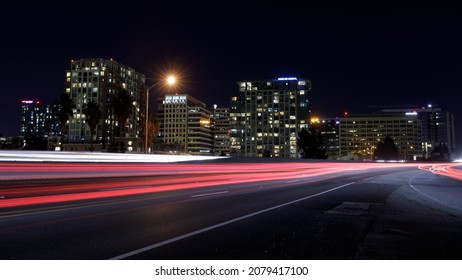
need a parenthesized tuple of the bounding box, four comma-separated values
(110, 181, 356, 260)
(190, 191, 229, 198)
(408, 174, 462, 212)
(286, 180, 300, 183)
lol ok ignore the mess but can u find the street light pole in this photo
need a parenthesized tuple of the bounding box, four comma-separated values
(145, 86, 150, 154)
(145, 76, 176, 154)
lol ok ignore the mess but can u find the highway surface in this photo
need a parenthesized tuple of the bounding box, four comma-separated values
(1, 158, 462, 260)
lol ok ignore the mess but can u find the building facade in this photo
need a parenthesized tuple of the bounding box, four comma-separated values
(381, 105, 456, 159)
(339, 113, 423, 161)
(64, 58, 146, 152)
(210, 105, 230, 156)
(20, 100, 60, 138)
(157, 94, 213, 155)
(310, 117, 340, 159)
(230, 77, 312, 158)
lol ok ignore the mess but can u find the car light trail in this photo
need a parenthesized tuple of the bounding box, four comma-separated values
(0, 161, 420, 209)
(1, 151, 461, 209)
(418, 163, 462, 181)
(0, 150, 223, 163)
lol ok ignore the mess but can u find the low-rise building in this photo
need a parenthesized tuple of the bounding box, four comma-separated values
(339, 113, 422, 161)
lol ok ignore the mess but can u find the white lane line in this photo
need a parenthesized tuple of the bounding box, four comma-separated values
(110, 181, 356, 260)
(408, 174, 462, 212)
(286, 179, 300, 183)
(191, 191, 229, 198)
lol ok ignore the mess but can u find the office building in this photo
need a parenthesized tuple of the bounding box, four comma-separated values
(230, 77, 311, 158)
(339, 113, 422, 161)
(380, 105, 455, 159)
(20, 100, 60, 137)
(157, 94, 213, 155)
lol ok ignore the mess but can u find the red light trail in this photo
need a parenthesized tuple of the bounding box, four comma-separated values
(418, 163, 462, 181)
(1, 161, 461, 209)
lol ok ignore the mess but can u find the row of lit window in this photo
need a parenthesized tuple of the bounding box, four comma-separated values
(342, 120, 417, 124)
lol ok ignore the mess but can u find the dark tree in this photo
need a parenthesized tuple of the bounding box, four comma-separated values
(374, 136, 399, 160)
(83, 101, 102, 151)
(297, 127, 327, 159)
(139, 111, 161, 153)
(112, 89, 133, 152)
(23, 132, 48, 150)
(53, 94, 75, 149)
(431, 143, 450, 161)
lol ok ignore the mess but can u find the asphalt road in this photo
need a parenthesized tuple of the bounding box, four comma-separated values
(1, 161, 462, 260)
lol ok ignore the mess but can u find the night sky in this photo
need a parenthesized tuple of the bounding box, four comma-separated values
(1, 2, 461, 155)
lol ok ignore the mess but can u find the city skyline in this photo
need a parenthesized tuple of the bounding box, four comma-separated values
(1, 2, 461, 154)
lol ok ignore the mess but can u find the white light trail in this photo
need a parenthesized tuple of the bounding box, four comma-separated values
(0, 151, 226, 163)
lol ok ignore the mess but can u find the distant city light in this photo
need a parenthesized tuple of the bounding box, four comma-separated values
(21, 100, 34, 104)
(277, 77, 297, 81)
(405, 111, 418, 115)
(428, 104, 432, 108)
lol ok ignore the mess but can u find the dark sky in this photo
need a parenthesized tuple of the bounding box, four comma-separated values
(1, 2, 462, 154)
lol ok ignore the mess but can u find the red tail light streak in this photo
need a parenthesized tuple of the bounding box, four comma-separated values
(418, 163, 462, 181)
(1, 161, 461, 208)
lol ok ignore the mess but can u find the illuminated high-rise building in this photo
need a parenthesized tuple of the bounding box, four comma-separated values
(210, 105, 230, 156)
(230, 77, 312, 158)
(20, 100, 59, 137)
(64, 58, 146, 152)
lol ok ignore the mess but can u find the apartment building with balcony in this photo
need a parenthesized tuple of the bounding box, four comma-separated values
(64, 58, 146, 152)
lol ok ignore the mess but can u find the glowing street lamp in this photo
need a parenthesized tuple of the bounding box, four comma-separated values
(145, 75, 176, 153)
(167, 76, 176, 85)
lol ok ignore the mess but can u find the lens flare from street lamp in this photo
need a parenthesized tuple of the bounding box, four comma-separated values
(167, 76, 176, 85)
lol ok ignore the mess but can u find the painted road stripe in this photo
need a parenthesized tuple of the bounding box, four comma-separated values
(191, 191, 229, 198)
(110, 181, 356, 260)
(286, 179, 300, 183)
